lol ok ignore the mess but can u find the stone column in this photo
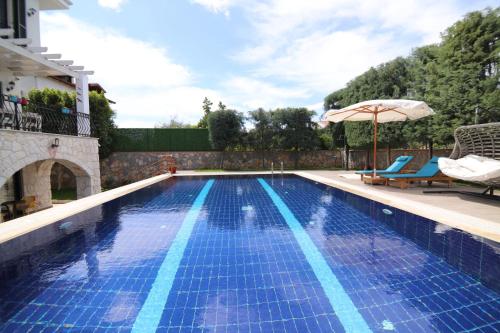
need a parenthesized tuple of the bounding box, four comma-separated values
(21, 160, 54, 210)
(76, 175, 92, 198)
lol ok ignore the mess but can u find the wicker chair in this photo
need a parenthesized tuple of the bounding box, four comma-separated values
(425, 122, 500, 200)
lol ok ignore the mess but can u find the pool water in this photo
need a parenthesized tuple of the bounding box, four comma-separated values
(0, 176, 499, 332)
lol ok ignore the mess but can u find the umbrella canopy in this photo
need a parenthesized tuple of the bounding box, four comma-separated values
(321, 99, 434, 124)
(320, 99, 434, 176)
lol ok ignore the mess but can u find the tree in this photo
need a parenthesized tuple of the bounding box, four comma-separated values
(324, 57, 412, 150)
(323, 7, 500, 152)
(197, 97, 213, 128)
(323, 90, 348, 149)
(156, 116, 193, 128)
(207, 110, 243, 168)
(27, 88, 116, 158)
(248, 108, 274, 168)
(430, 8, 500, 145)
(217, 101, 227, 111)
(88, 91, 116, 158)
(271, 108, 319, 168)
(404, 44, 441, 153)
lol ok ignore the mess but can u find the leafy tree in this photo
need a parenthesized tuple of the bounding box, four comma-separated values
(316, 128, 334, 150)
(207, 109, 244, 168)
(404, 45, 441, 151)
(323, 90, 348, 151)
(324, 57, 411, 149)
(28, 88, 74, 111)
(88, 91, 116, 158)
(248, 108, 274, 168)
(324, 7, 500, 151)
(156, 116, 193, 128)
(197, 97, 213, 128)
(430, 8, 500, 145)
(217, 101, 227, 111)
(27, 88, 116, 158)
(271, 108, 319, 168)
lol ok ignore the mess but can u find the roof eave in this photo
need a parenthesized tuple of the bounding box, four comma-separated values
(0, 38, 87, 78)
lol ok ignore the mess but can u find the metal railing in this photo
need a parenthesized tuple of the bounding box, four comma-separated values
(0, 94, 92, 137)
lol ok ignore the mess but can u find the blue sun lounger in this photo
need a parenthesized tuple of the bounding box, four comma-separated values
(355, 155, 414, 180)
(380, 156, 453, 189)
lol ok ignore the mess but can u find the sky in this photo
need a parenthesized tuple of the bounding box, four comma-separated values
(39, 0, 498, 127)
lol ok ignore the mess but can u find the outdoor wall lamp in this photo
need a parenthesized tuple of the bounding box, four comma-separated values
(52, 138, 60, 148)
(6, 81, 15, 92)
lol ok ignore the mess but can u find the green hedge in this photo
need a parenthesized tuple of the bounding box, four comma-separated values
(112, 128, 213, 151)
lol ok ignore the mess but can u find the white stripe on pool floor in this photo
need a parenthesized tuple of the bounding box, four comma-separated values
(258, 178, 372, 333)
(131, 179, 215, 333)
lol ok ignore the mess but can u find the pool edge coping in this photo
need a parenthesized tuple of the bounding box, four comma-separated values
(294, 171, 500, 243)
(0, 173, 172, 245)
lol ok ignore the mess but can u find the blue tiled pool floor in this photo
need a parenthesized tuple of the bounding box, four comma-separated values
(0, 176, 499, 332)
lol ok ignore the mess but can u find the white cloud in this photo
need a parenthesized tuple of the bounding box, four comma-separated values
(190, 0, 233, 16)
(255, 28, 401, 92)
(40, 13, 216, 126)
(222, 76, 310, 110)
(97, 0, 126, 11)
(41, 13, 191, 89)
(305, 101, 325, 115)
(113, 87, 224, 127)
(39, 12, 316, 127)
(39, 1, 497, 127)
(227, 0, 497, 98)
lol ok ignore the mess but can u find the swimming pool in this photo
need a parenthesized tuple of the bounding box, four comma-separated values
(0, 175, 499, 332)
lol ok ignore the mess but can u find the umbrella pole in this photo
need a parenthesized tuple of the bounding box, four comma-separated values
(373, 112, 377, 177)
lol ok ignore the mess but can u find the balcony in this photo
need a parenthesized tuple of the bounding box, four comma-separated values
(0, 93, 92, 137)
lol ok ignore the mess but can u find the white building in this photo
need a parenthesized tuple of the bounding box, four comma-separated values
(0, 0, 90, 97)
(0, 0, 101, 220)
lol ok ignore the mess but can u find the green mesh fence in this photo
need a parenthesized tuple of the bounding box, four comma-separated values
(112, 128, 213, 151)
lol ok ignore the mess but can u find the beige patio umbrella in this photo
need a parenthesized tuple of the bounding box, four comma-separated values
(320, 99, 435, 176)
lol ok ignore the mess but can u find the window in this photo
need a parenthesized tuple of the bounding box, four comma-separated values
(0, 0, 8, 29)
(13, 0, 26, 39)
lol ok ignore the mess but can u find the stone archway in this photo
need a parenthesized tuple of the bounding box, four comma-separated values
(0, 130, 101, 211)
(5, 158, 94, 209)
(42, 159, 94, 202)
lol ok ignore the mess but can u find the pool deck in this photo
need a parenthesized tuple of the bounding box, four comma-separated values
(178, 170, 500, 242)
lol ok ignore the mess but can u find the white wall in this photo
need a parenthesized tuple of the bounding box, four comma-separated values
(26, 0, 42, 47)
(0, 1, 76, 98)
(0, 71, 75, 98)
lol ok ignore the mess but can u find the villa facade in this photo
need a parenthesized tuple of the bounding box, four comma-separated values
(0, 0, 101, 218)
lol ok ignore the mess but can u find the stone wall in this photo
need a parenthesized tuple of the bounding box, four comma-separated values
(100, 150, 342, 187)
(0, 129, 101, 211)
(101, 149, 453, 188)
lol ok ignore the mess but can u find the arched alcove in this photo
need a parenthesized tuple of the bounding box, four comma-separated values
(51, 162, 77, 199)
(1, 158, 93, 212)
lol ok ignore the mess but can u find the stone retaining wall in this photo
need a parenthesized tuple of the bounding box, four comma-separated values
(100, 150, 341, 187)
(100, 149, 453, 188)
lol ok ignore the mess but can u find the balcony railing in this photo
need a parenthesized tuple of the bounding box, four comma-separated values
(0, 94, 92, 137)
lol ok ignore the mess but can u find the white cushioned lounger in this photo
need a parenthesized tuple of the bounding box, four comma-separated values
(438, 155, 500, 183)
